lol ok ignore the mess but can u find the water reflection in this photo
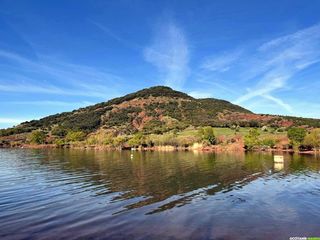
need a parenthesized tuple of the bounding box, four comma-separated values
(1, 149, 320, 240)
(18, 150, 320, 213)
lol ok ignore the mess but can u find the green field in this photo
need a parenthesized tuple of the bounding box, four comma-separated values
(178, 127, 287, 138)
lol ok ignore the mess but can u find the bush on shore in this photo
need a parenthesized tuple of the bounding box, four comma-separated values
(128, 133, 146, 147)
(65, 131, 86, 142)
(29, 130, 46, 144)
(86, 130, 114, 145)
(198, 127, 216, 145)
(17, 125, 320, 152)
(303, 129, 320, 150)
(244, 129, 260, 150)
(51, 125, 68, 137)
(287, 127, 307, 150)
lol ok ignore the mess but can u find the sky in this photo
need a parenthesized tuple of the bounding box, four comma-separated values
(0, 0, 320, 128)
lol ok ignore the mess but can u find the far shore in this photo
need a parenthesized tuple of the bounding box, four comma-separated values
(1, 143, 319, 155)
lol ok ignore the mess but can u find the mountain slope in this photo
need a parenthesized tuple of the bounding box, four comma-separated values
(0, 86, 251, 136)
(1, 86, 320, 138)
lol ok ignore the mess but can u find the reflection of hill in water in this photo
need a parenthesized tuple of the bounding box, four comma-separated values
(37, 149, 320, 214)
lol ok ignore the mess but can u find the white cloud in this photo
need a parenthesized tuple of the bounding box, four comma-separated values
(234, 71, 290, 104)
(261, 94, 293, 113)
(0, 50, 122, 99)
(144, 21, 190, 89)
(258, 24, 320, 52)
(201, 49, 242, 72)
(234, 23, 320, 113)
(0, 83, 109, 98)
(90, 20, 141, 50)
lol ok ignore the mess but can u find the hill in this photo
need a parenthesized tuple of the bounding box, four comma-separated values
(1, 86, 320, 140)
(0, 86, 250, 136)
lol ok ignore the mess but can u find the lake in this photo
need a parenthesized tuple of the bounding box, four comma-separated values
(0, 149, 320, 240)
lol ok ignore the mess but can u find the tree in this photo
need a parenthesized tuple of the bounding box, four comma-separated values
(304, 129, 320, 150)
(128, 132, 146, 147)
(287, 127, 307, 146)
(199, 127, 216, 145)
(261, 137, 276, 148)
(65, 131, 86, 142)
(113, 135, 127, 148)
(248, 120, 260, 128)
(244, 129, 260, 150)
(51, 125, 68, 137)
(29, 130, 46, 144)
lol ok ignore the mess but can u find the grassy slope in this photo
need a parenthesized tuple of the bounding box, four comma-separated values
(178, 127, 287, 138)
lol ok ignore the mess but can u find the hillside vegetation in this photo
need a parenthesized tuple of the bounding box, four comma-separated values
(1, 86, 320, 151)
(0, 86, 251, 136)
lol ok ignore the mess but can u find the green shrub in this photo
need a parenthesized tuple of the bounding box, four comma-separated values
(86, 131, 114, 145)
(276, 128, 285, 133)
(261, 138, 276, 148)
(112, 135, 127, 147)
(244, 129, 260, 150)
(103, 135, 114, 145)
(65, 131, 86, 142)
(142, 119, 165, 134)
(176, 135, 200, 147)
(303, 129, 320, 149)
(29, 130, 46, 144)
(128, 132, 146, 147)
(198, 127, 216, 145)
(147, 133, 178, 146)
(51, 125, 68, 137)
(287, 127, 307, 146)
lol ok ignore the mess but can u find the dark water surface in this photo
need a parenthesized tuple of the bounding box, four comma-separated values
(1, 149, 320, 240)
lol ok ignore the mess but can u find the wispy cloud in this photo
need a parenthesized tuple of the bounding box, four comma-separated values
(261, 94, 293, 113)
(194, 71, 240, 97)
(201, 49, 242, 72)
(0, 50, 123, 99)
(143, 21, 190, 89)
(0, 82, 110, 98)
(233, 23, 320, 113)
(90, 20, 141, 50)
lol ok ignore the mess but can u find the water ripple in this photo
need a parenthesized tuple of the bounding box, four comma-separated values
(0, 149, 320, 240)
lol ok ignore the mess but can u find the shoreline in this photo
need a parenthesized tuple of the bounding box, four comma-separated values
(1, 143, 319, 155)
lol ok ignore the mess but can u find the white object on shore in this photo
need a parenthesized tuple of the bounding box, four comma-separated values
(274, 155, 284, 163)
(273, 155, 284, 171)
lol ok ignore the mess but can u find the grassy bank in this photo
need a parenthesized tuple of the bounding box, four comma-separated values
(2, 126, 319, 153)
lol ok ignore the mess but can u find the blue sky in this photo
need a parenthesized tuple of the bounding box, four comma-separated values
(0, 0, 320, 128)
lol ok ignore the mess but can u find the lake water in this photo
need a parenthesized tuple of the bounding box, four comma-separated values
(1, 149, 320, 240)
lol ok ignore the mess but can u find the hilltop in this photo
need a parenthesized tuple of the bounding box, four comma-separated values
(1, 86, 320, 150)
(0, 86, 252, 136)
